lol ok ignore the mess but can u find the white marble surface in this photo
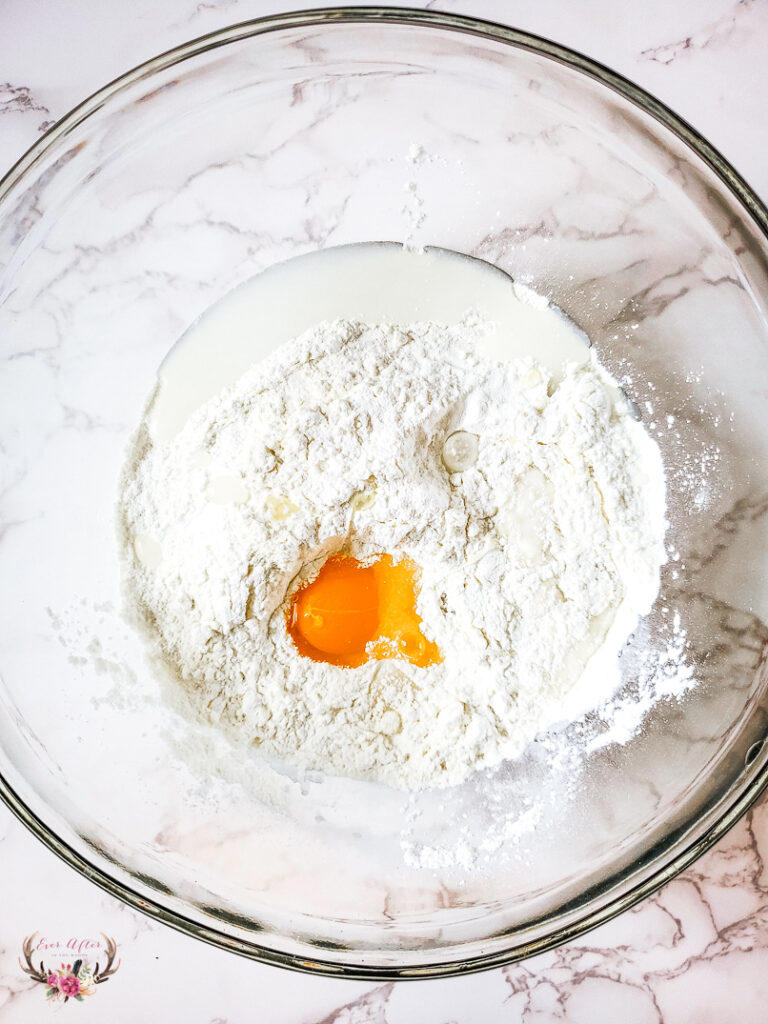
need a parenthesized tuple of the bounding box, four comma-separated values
(2, 0, 768, 1020)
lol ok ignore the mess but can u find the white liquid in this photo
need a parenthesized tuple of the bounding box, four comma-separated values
(148, 243, 590, 444)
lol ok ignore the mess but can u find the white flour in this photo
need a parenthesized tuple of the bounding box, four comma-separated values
(119, 316, 667, 790)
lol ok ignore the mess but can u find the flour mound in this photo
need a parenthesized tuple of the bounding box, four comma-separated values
(119, 318, 666, 789)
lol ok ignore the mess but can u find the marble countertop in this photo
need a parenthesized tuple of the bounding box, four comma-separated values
(2, 0, 768, 1020)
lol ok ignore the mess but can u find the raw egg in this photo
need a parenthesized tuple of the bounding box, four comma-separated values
(288, 554, 441, 669)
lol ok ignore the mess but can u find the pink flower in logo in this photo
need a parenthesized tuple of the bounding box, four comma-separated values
(58, 974, 80, 998)
(46, 973, 59, 988)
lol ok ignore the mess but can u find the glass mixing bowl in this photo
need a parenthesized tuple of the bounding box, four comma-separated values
(2, 8, 768, 979)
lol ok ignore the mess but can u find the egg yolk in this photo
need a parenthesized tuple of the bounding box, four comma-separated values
(288, 554, 441, 669)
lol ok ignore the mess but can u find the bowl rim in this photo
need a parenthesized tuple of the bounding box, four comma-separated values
(2, 4, 768, 981)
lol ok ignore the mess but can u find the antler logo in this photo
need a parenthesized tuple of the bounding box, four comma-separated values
(19, 933, 120, 1003)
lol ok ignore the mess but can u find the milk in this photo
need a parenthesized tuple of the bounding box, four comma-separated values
(148, 242, 589, 444)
